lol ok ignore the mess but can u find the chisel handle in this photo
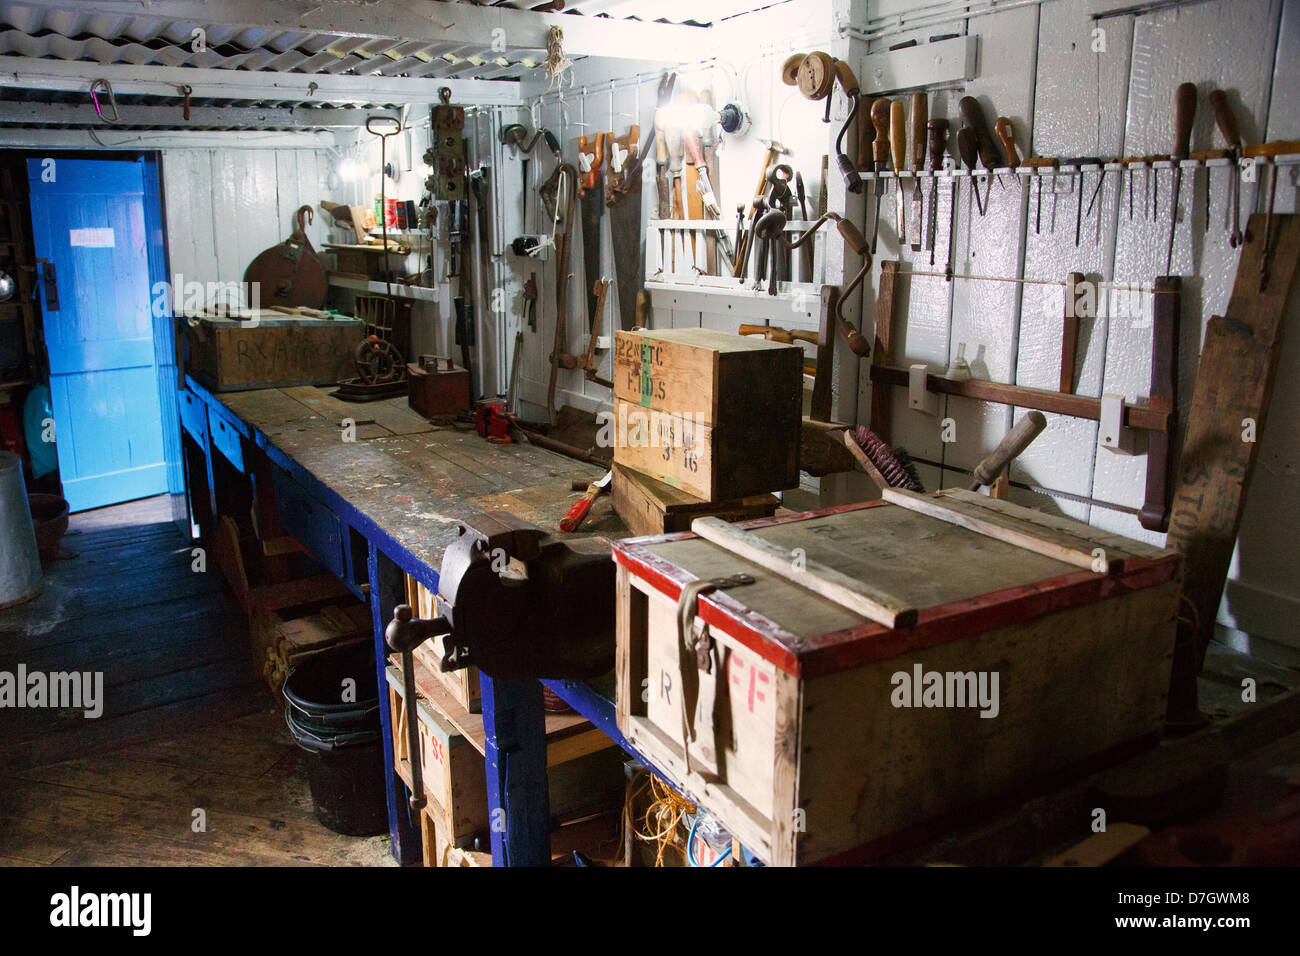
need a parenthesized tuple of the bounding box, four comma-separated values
(890, 100, 907, 175)
(1208, 90, 1241, 151)
(1021, 157, 1059, 169)
(957, 127, 979, 172)
(560, 491, 598, 532)
(1172, 82, 1197, 161)
(959, 95, 1002, 169)
(910, 93, 928, 171)
(969, 411, 1048, 490)
(872, 98, 892, 168)
(927, 119, 949, 172)
(994, 117, 1022, 167)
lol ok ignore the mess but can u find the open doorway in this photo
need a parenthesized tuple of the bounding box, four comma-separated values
(20, 152, 181, 513)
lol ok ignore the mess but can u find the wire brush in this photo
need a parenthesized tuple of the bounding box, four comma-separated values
(848, 426, 925, 492)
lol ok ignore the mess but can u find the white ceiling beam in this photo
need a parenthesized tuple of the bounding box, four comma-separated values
(5, 0, 716, 61)
(0, 57, 523, 105)
(0, 127, 333, 150)
(0, 100, 375, 128)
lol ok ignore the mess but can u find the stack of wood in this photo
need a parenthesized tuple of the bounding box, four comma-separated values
(608, 328, 802, 535)
(257, 602, 371, 691)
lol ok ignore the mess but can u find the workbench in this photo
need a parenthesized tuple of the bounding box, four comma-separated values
(178, 374, 666, 866)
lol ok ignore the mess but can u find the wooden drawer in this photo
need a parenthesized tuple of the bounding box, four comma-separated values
(178, 388, 207, 444)
(271, 467, 346, 581)
(613, 491, 1182, 865)
(207, 409, 245, 472)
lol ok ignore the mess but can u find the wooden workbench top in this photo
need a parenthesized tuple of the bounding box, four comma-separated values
(196, 380, 620, 574)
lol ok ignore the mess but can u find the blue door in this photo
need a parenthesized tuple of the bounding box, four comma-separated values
(27, 157, 168, 512)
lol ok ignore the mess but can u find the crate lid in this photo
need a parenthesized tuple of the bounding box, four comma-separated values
(611, 491, 1179, 679)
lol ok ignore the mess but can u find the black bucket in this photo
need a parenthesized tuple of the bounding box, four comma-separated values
(284, 644, 388, 837)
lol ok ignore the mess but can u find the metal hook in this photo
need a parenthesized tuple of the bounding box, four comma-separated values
(89, 79, 120, 124)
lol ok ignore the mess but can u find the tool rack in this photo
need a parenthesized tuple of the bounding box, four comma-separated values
(178, 373, 701, 867)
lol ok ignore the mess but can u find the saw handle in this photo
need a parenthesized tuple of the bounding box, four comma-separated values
(969, 411, 1047, 490)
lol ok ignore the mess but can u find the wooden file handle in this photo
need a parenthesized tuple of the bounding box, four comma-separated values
(1172, 82, 1197, 162)
(872, 98, 892, 168)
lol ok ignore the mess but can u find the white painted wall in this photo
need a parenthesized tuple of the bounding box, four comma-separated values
(852, 0, 1299, 650)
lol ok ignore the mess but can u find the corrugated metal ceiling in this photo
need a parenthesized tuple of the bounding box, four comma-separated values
(0, 0, 773, 129)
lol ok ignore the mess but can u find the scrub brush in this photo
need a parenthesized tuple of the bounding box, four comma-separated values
(844, 427, 925, 492)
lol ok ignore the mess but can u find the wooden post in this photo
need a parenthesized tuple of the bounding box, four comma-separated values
(481, 674, 552, 866)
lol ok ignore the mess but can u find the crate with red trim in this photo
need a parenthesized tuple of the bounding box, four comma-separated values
(612, 488, 1182, 866)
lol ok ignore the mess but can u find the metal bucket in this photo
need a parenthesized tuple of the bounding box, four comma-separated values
(0, 451, 43, 609)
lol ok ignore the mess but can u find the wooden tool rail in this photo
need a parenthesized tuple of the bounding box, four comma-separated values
(868, 365, 1174, 433)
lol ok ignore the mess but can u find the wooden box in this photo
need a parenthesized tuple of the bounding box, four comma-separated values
(407, 355, 471, 420)
(612, 490, 1182, 865)
(611, 463, 780, 537)
(185, 312, 363, 392)
(611, 328, 802, 499)
(404, 574, 481, 712)
(386, 665, 489, 847)
(387, 657, 624, 865)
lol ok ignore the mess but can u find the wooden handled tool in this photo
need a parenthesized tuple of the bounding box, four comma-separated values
(870, 97, 892, 253)
(1243, 140, 1300, 289)
(909, 92, 927, 250)
(926, 118, 948, 265)
(957, 126, 984, 216)
(1165, 81, 1197, 274)
(738, 323, 820, 345)
(994, 117, 1022, 167)
(890, 99, 907, 243)
(560, 469, 612, 532)
(969, 411, 1047, 490)
(959, 96, 1003, 170)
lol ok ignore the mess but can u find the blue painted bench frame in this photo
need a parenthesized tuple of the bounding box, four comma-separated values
(180, 375, 681, 867)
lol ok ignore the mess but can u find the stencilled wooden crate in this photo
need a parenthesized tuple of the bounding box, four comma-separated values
(613, 490, 1182, 865)
(611, 328, 801, 499)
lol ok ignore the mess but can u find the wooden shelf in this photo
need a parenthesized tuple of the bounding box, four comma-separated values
(327, 272, 439, 302)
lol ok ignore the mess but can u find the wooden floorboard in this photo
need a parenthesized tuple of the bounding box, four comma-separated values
(0, 497, 395, 866)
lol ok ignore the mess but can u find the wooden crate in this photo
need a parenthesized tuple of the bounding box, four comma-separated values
(611, 463, 780, 537)
(404, 574, 481, 712)
(613, 490, 1182, 865)
(388, 656, 624, 865)
(611, 328, 801, 499)
(185, 312, 363, 392)
(386, 665, 490, 848)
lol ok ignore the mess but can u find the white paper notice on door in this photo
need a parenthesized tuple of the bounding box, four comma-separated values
(70, 227, 115, 248)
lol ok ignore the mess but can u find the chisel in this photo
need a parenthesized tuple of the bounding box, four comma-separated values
(891, 99, 908, 244)
(1208, 89, 1244, 247)
(1165, 81, 1197, 275)
(870, 97, 892, 253)
(959, 95, 1003, 210)
(926, 119, 948, 266)
(909, 92, 927, 251)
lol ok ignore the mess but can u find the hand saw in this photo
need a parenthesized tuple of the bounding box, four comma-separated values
(577, 132, 606, 332)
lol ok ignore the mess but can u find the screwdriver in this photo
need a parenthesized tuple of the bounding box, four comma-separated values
(1208, 89, 1244, 247)
(957, 127, 984, 216)
(870, 97, 892, 254)
(1165, 81, 1197, 275)
(891, 99, 908, 245)
(926, 118, 948, 266)
(909, 92, 927, 251)
(1022, 157, 1058, 233)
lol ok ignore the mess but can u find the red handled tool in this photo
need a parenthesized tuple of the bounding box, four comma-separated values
(560, 470, 613, 532)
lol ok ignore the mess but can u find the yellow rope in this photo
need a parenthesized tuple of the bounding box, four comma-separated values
(624, 770, 697, 867)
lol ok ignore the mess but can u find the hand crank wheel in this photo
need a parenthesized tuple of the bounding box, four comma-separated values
(354, 335, 405, 385)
